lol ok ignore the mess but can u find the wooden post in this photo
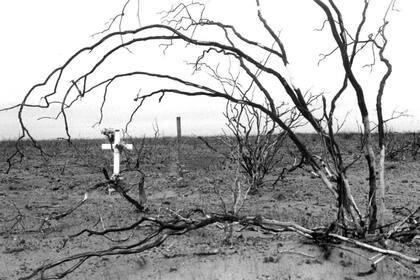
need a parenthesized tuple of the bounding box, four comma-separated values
(176, 116, 182, 177)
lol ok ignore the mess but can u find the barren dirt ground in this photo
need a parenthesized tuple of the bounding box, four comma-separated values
(0, 136, 419, 279)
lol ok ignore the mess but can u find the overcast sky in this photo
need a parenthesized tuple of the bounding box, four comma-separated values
(0, 0, 419, 140)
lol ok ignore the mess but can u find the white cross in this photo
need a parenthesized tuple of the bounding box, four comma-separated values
(101, 129, 133, 176)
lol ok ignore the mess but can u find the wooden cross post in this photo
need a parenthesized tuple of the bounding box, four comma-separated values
(101, 129, 133, 177)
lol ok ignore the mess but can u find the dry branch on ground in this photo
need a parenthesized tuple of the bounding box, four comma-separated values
(19, 209, 419, 280)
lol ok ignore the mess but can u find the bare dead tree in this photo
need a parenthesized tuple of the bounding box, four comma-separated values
(1, 1, 411, 277)
(222, 100, 299, 192)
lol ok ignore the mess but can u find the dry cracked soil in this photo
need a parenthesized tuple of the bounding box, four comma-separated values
(0, 135, 419, 279)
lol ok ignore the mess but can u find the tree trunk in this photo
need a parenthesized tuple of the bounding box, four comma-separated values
(377, 146, 386, 232)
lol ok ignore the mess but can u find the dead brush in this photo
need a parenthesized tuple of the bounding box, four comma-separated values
(385, 131, 411, 161)
(210, 164, 252, 245)
(122, 124, 171, 170)
(219, 100, 299, 193)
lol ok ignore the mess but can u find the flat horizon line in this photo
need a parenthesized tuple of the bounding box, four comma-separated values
(1, 130, 420, 143)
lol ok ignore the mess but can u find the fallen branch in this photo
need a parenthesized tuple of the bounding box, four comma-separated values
(20, 212, 420, 280)
(101, 168, 146, 212)
(387, 206, 419, 239)
(328, 233, 419, 264)
(38, 193, 88, 232)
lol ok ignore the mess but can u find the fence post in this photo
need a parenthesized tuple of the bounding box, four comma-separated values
(176, 116, 182, 177)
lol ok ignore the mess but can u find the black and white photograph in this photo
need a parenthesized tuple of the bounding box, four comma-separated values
(0, 0, 419, 279)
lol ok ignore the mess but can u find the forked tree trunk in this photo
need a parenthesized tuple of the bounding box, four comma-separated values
(313, 0, 382, 232)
